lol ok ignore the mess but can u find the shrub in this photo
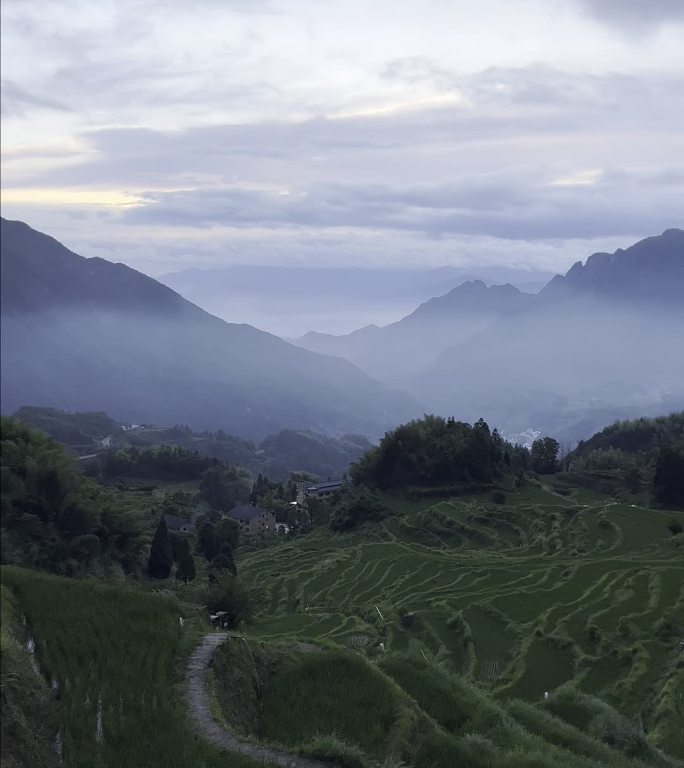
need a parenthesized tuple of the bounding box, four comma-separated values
(206, 576, 251, 628)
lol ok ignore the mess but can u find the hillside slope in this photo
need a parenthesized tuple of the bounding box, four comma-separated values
(0, 219, 417, 439)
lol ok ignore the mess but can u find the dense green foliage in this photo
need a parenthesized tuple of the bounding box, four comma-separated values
(351, 415, 512, 490)
(572, 413, 684, 459)
(1, 418, 146, 576)
(13, 406, 119, 448)
(96, 444, 214, 482)
(15, 406, 368, 482)
(568, 413, 684, 508)
(327, 486, 390, 531)
(206, 575, 252, 628)
(531, 436, 560, 474)
(198, 465, 252, 511)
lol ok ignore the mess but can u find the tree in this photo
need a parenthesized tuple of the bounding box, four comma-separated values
(328, 486, 390, 532)
(530, 437, 560, 474)
(653, 445, 684, 507)
(173, 536, 196, 584)
(148, 517, 173, 578)
(199, 465, 251, 511)
(206, 575, 251, 629)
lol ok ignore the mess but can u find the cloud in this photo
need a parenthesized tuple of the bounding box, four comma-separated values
(576, 0, 684, 29)
(0, 79, 71, 117)
(116, 164, 684, 242)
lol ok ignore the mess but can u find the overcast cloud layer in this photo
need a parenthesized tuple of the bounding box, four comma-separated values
(1, 0, 683, 279)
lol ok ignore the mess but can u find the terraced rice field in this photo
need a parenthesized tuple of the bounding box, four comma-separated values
(240, 486, 684, 746)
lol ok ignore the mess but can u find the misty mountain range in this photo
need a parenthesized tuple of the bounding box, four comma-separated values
(1, 218, 682, 445)
(0, 218, 415, 438)
(292, 228, 684, 443)
(159, 263, 554, 337)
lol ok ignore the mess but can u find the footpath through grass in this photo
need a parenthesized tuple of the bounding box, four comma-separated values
(1, 566, 256, 768)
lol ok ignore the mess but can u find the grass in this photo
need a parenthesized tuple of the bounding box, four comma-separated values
(262, 650, 399, 758)
(1, 566, 257, 768)
(238, 485, 684, 764)
(3, 481, 683, 768)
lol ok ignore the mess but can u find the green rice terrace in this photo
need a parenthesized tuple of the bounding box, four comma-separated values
(234, 484, 684, 766)
(2, 482, 683, 768)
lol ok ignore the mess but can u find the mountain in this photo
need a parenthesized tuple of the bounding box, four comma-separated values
(292, 280, 533, 381)
(159, 263, 553, 337)
(415, 229, 684, 442)
(541, 228, 684, 305)
(0, 218, 418, 438)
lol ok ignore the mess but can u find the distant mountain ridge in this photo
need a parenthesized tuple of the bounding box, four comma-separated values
(0, 218, 418, 438)
(292, 279, 533, 381)
(159, 262, 554, 337)
(541, 228, 684, 304)
(418, 229, 684, 442)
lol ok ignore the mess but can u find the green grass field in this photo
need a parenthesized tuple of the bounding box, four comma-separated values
(238, 485, 684, 763)
(0, 567, 257, 768)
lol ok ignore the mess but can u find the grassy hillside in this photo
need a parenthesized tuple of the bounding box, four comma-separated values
(237, 484, 684, 764)
(0, 567, 257, 768)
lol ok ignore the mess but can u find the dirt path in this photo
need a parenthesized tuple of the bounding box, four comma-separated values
(185, 633, 341, 768)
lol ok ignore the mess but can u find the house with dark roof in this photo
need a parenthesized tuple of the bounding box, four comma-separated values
(163, 513, 195, 534)
(305, 479, 345, 499)
(228, 504, 276, 538)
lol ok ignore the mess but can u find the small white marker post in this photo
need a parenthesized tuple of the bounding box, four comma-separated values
(375, 605, 385, 620)
(421, 649, 427, 662)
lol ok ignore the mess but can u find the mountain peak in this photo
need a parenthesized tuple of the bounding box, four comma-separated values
(541, 228, 684, 304)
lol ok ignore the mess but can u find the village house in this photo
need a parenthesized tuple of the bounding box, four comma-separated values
(228, 504, 276, 538)
(305, 479, 345, 499)
(163, 513, 195, 534)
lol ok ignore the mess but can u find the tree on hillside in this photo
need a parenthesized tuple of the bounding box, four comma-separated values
(199, 465, 251, 511)
(0, 417, 146, 576)
(531, 437, 560, 474)
(148, 517, 173, 578)
(197, 516, 239, 560)
(350, 415, 508, 490)
(653, 445, 684, 507)
(328, 486, 390, 531)
(171, 535, 196, 584)
(206, 575, 251, 629)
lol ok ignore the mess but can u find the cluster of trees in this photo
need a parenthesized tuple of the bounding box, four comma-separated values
(350, 415, 524, 490)
(95, 444, 216, 481)
(530, 437, 560, 474)
(1, 418, 146, 576)
(147, 516, 197, 583)
(12, 406, 118, 447)
(567, 413, 684, 508)
(198, 465, 252, 510)
(326, 486, 390, 531)
(572, 413, 684, 459)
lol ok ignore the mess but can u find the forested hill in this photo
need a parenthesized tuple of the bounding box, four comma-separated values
(13, 405, 370, 481)
(570, 413, 684, 461)
(0, 218, 417, 439)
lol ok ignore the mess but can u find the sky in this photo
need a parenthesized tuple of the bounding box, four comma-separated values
(1, 0, 683, 278)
